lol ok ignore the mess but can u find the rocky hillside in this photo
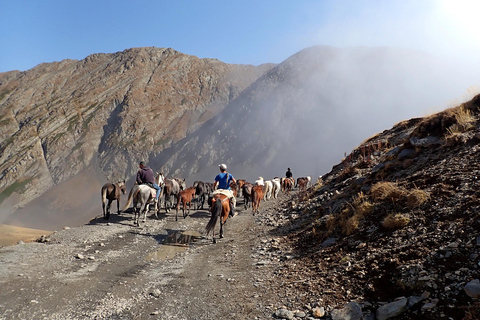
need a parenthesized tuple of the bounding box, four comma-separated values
(261, 94, 480, 319)
(0, 47, 272, 215)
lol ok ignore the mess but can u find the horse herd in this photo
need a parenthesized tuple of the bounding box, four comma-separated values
(101, 172, 312, 242)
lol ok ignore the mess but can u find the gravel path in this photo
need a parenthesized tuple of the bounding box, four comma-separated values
(0, 195, 288, 320)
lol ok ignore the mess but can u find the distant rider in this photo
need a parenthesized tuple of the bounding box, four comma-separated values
(136, 161, 161, 203)
(213, 163, 237, 217)
(286, 168, 293, 179)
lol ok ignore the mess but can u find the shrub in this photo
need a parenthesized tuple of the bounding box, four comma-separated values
(407, 188, 430, 208)
(371, 182, 406, 203)
(382, 213, 410, 230)
(446, 106, 476, 136)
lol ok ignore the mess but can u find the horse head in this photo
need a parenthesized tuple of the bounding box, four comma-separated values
(156, 172, 165, 187)
(117, 180, 127, 194)
(174, 178, 186, 190)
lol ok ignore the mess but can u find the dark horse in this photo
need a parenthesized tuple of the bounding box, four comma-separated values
(193, 181, 207, 210)
(242, 182, 253, 209)
(205, 193, 231, 243)
(101, 180, 126, 220)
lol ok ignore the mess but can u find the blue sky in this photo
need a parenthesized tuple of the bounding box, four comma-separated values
(1, 0, 480, 72)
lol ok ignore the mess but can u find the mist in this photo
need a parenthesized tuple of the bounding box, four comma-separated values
(156, 45, 480, 186)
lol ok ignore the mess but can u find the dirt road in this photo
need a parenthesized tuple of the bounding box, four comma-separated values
(0, 196, 287, 320)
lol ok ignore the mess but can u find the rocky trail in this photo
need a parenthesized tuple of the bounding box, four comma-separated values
(0, 193, 297, 320)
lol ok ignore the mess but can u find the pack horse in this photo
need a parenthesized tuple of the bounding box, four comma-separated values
(101, 180, 126, 220)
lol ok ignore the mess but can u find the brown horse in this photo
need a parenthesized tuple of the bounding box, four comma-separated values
(251, 185, 264, 215)
(282, 177, 294, 195)
(205, 193, 231, 243)
(176, 187, 196, 221)
(101, 180, 126, 220)
(296, 177, 309, 191)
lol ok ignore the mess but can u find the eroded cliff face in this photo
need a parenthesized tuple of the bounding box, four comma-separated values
(0, 47, 273, 214)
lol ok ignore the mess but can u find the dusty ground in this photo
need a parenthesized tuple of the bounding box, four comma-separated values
(0, 195, 291, 320)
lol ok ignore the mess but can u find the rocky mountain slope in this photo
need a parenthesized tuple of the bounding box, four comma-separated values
(262, 94, 480, 319)
(0, 47, 272, 217)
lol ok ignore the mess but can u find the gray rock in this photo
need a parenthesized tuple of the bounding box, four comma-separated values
(410, 136, 442, 147)
(376, 298, 407, 320)
(331, 301, 362, 320)
(321, 238, 337, 247)
(464, 279, 480, 298)
(398, 148, 415, 160)
(407, 295, 423, 307)
(275, 308, 294, 319)
(295, 310, 306, 318)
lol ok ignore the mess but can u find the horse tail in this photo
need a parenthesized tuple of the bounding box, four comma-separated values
(123, 186, 137, 212)
(101, 186, 107, 204)
(205, 198, 221, 235)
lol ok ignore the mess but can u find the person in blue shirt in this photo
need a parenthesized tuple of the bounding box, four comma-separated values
(213, 163, 237, 217)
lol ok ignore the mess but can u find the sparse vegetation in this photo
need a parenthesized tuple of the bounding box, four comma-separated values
(371, 181, 406, 203)
(446, 106, 476, 136)
(382, 212, 410, 230)
(406, 187, 430, 208)
(0, 177, 34, 205)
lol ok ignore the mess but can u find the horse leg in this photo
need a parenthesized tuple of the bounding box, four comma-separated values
(106, 199, 113, 220)
(143, 202, 150, 223)
(116, 199, 121, 215)
(102, 201, 106, 219)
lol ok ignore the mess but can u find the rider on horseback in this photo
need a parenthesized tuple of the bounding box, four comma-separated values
(136, 161, 161, 203)
(213, 163, 237, 217)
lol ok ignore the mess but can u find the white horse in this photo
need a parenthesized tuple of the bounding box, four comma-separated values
(154, 172, 165, 214)
(306, 176, 312, 187)
(123, 185, 155, 226)
(255, 176, 264, 186)
(263, 180, 273, 200)
(271, 178, 281, 199)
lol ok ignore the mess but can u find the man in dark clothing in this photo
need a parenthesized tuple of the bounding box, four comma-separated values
(136, 161, 161, 202)
(286, 168, 293, 179)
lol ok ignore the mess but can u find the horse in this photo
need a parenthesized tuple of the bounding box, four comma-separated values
(263, 180, 273, 201)
(101, 180, 127, 220)
(283, 177, 294, 195)
(254, 176, 264, 186)
(123, 184, 154, 226)
(242, 182, 253, 209)
(236, 179, 246, 196)
(153, 172, 165, 214)
(192, 181, 207, 210)
(271, 177, 281, 199)
(230, 182, 238, 198)
(296, 177, 309, 191)
(176, 187, 196, 221)
(251, 185, 264, 215)
(162, 178, 185, 213)
(205, 193, 231, 243)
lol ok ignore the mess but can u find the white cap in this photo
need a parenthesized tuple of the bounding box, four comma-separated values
(219, 163, 227, 170)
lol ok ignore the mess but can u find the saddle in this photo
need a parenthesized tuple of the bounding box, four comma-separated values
(141, 183, 157, 200)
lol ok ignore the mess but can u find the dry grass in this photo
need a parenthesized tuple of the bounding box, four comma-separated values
(338, 192, 374, 235)
(371, 181, 407, 203)
(407, 188, 430, 208)
(446, 106, 476, 136)
(382, 213, 410, 230)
